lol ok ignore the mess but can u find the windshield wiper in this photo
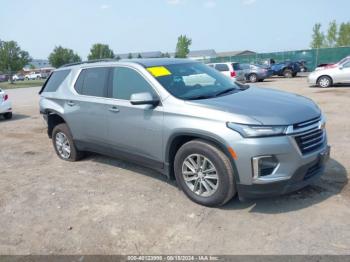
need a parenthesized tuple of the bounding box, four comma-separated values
(214, 88, 236, 97)
(187, 94, 215, 100)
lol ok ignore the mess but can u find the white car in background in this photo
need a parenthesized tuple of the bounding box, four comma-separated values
(25, 72, 42, 80)
(207, 62, 245, 81)
(0, 88, 12, 119)
(309, 56, 350, 87)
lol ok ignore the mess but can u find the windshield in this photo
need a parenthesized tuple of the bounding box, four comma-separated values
(148, 62, 243, 100)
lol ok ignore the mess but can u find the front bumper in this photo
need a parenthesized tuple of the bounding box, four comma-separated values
(237, 145, 330, 199)
(308, 73, 318, 85)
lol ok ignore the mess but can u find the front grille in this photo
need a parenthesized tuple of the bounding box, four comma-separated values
(295, 128, 325, 154)
(293, 116, 321, 129)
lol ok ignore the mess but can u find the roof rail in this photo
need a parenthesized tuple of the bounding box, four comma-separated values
(59, 58, 118, 68)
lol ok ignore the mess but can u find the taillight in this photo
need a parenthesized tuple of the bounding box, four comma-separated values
(4, 94, 8, 101)
(230, 71, 236, 77)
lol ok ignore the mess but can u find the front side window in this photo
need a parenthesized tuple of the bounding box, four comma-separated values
(342, 61, 350, 68)
(74, 67, 109, 97)
(112, 67, 156, 100)
(215, 64, 229, 72)
(150, 62, 243, 100)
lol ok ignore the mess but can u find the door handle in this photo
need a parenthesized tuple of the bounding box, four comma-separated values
(67, 101, 75, 107)
(108, 106, 120, 113)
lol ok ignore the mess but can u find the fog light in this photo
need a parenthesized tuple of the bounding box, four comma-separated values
(252, 155, 279, 179)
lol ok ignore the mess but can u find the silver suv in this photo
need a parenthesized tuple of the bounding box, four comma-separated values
(39, 58, 330, 206)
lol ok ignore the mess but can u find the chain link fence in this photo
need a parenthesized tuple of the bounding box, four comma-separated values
(202, 46, 350, 71)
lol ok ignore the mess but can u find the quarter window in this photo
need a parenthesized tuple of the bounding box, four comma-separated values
(112, 67, 156, 100)
(215, 64, 229, 72)
(41, 70, 70, 93)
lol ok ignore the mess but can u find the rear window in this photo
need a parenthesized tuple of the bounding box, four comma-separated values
(215, 64, 229, 72)
(41, 70, 70, 93)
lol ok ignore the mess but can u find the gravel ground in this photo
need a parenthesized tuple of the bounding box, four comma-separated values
(0, 76, 349, 255)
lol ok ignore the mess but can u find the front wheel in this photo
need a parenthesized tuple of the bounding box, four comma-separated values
(174, 140, 236, 207)
(317, 76, 332, 88)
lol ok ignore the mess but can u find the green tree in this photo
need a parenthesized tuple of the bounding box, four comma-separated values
(310, 23, 325, 48)
(87, 43, 114, 60)
(336, 22, 350, 47)
(162, 52, 171, 58)
(137, 53, 142, 58)
(326, 20, 338, 47)
(0, 40, 31, 83)
(175, 35, 192, 58)
(48, 46, 81, 68)
(128, 53, 133, 59)
(115, 55, 121, 61)
(29, 64, 36, 70)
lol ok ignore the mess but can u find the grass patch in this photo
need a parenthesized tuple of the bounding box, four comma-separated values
(0, 80, 45, 90)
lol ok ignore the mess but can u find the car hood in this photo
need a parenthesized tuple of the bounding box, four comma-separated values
(186, 86, 321, 125)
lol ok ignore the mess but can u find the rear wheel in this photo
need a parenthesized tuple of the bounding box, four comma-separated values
(52, 123, 84, 161)
(248, 73, 258, 83)
(317, 76, 332, 88)
(3, 112, 12, 119)
(174, 139, 236, 207)
(283, 69, 293, 78)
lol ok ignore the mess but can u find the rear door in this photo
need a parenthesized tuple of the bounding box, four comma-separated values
(65, 67, 111, 146)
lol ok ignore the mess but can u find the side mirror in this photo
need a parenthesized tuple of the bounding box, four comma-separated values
(339, 65, 343, 70)
(130, 92, 160, 106)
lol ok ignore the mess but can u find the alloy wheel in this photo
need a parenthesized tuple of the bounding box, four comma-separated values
(182, 154, 219, 197)
(55, 132, 71, 159)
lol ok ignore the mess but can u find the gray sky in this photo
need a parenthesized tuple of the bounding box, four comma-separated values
(1, 0, 349, 59)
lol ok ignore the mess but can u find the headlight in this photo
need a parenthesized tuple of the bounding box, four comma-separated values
(227, 122, 287, 138)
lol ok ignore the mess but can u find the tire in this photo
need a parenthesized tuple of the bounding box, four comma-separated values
(248, 73, 258, 83)
(3, 112, 12, 119)
(258, 79, 264, 82)
(283, 69, 293, 78)
(174, 139, 236, 207)
(317, 76, 332, 88)
(292, 72, 297, 77)
(52, 123, 84, 161)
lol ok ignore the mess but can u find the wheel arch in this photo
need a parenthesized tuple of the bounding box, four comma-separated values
(45, 110, 68, 138)
(165, 132, 240, 183)
(316, 75, 333, 85)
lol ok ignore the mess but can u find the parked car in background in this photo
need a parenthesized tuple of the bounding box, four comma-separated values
(40, 58, 330, 206)
(207, 62, 245, 81)
(262, 59, 301, 78)
(308, 57, 350, 88)
(12, 74, 25, 81)
(0, 74, 9, 82)
(297, 60, 308, 72)
(25, 72, 42, 80)
(0, 88, 12, 119)
(232, 63, 273, 82)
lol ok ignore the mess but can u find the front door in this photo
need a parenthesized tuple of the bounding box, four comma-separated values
(337, 61, 350, 83)
(106, 66, 164, 167)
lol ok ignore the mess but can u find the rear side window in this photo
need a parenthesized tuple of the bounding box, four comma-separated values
(41, 70, 70, 93)
(74, 67, 109, 97)
(215, 64, 229, 72)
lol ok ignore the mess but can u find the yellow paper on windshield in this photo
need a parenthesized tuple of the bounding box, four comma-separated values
(147, 66, 171, 77)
